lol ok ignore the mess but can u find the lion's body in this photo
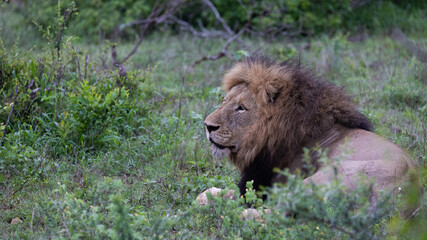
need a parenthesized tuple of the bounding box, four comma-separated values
(303, 128, 416, 191)
(203, 56, 421, 216)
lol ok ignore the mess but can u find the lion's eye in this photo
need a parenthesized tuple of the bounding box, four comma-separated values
(236, 105, 246, 112)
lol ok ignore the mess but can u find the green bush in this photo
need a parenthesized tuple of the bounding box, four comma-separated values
(5, 0, 427, 41)
(1, 1, 426, 239)
(0, 140, 43, 183)
(35, 80, 138, 155)
(31, 178, 133, 239)
(15, 0, 155, 40)
(0, 2, 153, 184)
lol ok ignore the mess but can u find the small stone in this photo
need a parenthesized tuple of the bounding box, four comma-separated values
(10, 217, 22, 225)
(196, 188, 236, 205)
(196, 187, 222, 205)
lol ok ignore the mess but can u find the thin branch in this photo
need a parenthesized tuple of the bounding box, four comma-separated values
(118, 0, 184, 64)
(119, 0, 161, 64)
(120, 30, 147, 64)
(118, 18, 173, 32)
(192, 23, 248, 67)
(116, 0, 238, 65)
(55, 5, 76, 82)
(172, 16, 228, 38)
(201, 0, 234, 36)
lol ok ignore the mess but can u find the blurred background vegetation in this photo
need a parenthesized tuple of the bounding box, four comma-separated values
(1, 0, 426, 239)
(2, 0, 427, 45)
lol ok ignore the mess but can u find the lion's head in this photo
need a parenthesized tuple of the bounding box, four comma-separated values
(204, 55, 372, 194)
(203, 55, 421, 217)
(204, 83, 259, 161)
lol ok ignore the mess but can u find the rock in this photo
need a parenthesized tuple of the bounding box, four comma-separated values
(10, 217, 22, 225)
(196, 187, 236, 205)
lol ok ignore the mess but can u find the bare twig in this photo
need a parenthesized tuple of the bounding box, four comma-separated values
(56, 5, 76, 82)
(172, 16, 228, 38)
(118, 18, 173, 32)
(28, 78, 35, 89)
(120, 31, 146, 64)
(201, 0, 234, 36)
(170, 0, 236, 39)
(111, 45, 118, 66)
(119, 1, 233, 37)
(192, 23, 248, 67)
(1, 84, 19, 146)
(189, 1, 256, 67)
(118, 0, 183, 64)
(117, 0, 241, 65)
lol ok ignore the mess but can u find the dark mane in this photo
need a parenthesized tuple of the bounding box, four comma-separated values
(223, 55, 372, 195)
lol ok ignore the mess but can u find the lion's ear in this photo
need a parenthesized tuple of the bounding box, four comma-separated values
(261, 79, 282, 103)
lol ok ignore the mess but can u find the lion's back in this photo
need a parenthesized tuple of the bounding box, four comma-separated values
(328, 129, 415, 168)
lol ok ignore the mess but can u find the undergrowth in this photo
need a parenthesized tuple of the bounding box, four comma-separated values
(1, 1, 426, 239)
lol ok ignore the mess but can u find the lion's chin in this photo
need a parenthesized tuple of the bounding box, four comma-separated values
(210, 144, 231, 159)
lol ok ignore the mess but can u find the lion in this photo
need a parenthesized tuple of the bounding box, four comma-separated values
(199, 55, 422, 218)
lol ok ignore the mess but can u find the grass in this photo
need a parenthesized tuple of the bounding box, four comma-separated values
(1, 5, 427, 240)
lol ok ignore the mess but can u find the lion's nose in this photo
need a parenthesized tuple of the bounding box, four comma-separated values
(205, 123, 220, 133)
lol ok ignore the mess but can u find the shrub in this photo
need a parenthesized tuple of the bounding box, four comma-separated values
(0, 1, 153, 184)
(10, 0, 155, 41)
(6, 0, 427, 41)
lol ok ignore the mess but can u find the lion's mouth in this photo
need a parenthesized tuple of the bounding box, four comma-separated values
(209, 138, 234, 150)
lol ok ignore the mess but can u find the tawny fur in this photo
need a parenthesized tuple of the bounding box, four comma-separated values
(203, 55, 421, 218)
(222, 56, 371, 172)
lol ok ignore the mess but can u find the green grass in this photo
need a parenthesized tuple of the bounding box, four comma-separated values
(1, 4, 427, 240)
